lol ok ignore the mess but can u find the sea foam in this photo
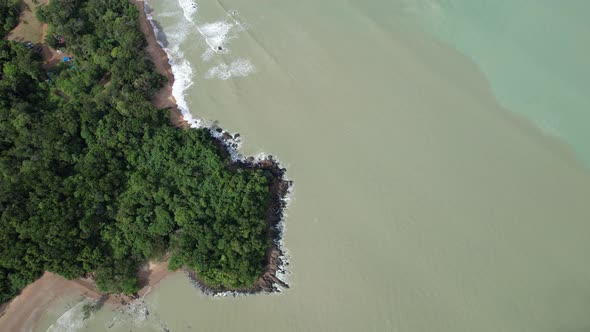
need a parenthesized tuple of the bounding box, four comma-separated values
(45, 300, 91, 332)
(104, 300, 169, 331)
(206, 58, 256, 80)
(199, 20, 235, 51)
(177, 0, 198, 22)
(146, 0, 255, 133)
(143, 0, 290, 292)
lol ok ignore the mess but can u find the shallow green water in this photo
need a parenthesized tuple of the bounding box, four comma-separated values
(403, 0, 590, 164)
(36, 1, 590, 331)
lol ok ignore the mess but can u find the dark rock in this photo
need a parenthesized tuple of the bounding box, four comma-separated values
(182, 126, 292, 296)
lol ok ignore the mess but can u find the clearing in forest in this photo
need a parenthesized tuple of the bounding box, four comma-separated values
(4, 0, 48, 44)
(5, 0, 68, 68)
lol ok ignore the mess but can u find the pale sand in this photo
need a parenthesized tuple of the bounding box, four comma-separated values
(0, 261, 177, 331)
(4, 0, 48, 44)
(0, 273, 85, 332)
(0, 1, 186, 330)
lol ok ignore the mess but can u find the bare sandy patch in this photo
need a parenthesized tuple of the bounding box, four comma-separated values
(5, 0, 48, 43)
(0, 261, 177, 331)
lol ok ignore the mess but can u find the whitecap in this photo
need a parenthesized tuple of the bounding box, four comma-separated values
(143, 1, 291, 293)
(46, 299, 91, 332)
(177, 0, 198, 22)
(206, 58, 256, 80)
(198, 20, 235, 51)
(201, 47, 217, 62)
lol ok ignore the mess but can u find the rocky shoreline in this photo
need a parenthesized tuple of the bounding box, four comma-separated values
(185, 151, 292, 296)
(134, 0, 292, 295)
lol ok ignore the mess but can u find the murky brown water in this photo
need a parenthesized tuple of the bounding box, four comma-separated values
(35, 1, 590, 331)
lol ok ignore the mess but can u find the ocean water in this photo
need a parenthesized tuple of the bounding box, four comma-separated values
(401, 0, 590, 164)
(36, 1, 590, 331)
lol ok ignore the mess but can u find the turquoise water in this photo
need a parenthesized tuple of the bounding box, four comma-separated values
(403, 0, 590, 164)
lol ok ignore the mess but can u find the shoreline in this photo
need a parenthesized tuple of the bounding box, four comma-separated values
(1, 2, 179, 330)
(130, 0, 187, 130)
(136, 0, 292, 295)
(187, 156, 292, 295)
(1, 1, 292, 329)
(0, 261, 177, 331)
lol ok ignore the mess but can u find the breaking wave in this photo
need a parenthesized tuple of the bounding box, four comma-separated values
(199, 20, 235, 51)
(143, 0, 291, 292)
(104, 300, 169, 331)
(206, 58, 256, 80)
(177, 0, 198, 22)
(45, 299, 92, 332)
(145, 0, 256, 131)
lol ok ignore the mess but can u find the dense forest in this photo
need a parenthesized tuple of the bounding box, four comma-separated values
(0, 0, 21, 38)
(0, 0, 276, 302)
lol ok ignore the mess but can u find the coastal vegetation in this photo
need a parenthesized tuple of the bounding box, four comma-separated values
(0, 0, 279, 302)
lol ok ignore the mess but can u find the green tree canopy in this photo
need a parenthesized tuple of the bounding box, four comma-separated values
(0, 0, 276, 302)
(0, 0, 21, 38)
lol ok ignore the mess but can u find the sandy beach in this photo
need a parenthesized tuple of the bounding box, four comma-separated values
(130, 0, 188, 129)
(0, 1, 183, 330)
(0, 273, 90, 332)
(0, 261, 177, 331)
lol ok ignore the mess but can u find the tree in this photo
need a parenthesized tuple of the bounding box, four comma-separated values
(0, 0, 21, 38)
(0, 0, 277, 301)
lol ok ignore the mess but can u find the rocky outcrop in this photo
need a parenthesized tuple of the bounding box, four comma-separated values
(186, 148, 292, 296)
